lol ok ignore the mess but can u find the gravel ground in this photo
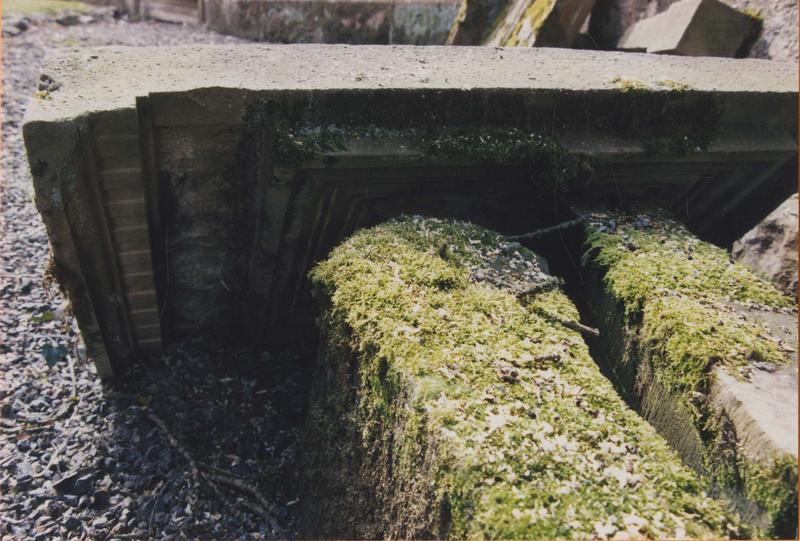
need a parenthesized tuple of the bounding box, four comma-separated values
(1, 11, 313, 540)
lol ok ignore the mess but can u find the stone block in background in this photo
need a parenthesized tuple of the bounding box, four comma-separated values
(580, 210, 798, 538)
(590, 0, 797, 62)
(446, 0, 508, 44)
(302, 215, 741, 539)
(201, 0, 460, 44)
(617, 0, 761, 56)
(733, 193, 798, 298)
(483, 0, 596, 46)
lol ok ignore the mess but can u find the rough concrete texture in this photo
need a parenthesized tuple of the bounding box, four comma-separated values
(617, 0, 761, 56)
(23, 44, 800, 122)
(733, 193, 798, 298)
(302, 215, 743, 539)
(485, 0, 595, 47)
(202, 0, 459, 44)
(581, 210, 798, 538)
(589, 0, 798, 62)
(23, 45, 798, 376)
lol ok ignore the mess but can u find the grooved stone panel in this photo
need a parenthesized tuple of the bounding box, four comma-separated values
(22, 45, 798, 376)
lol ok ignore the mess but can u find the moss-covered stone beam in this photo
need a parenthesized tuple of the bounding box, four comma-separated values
(302, 215, 743, 539)
(580, 209, 797, 538)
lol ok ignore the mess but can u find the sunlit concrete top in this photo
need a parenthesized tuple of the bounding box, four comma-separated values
(25, 44, 799, 123)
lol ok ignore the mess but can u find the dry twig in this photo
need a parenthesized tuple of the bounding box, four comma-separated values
(506, 216, 586, 241)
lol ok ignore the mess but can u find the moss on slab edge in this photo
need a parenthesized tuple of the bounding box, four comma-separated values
(309, 215, 743, 539)
(269, 124, 572, 184)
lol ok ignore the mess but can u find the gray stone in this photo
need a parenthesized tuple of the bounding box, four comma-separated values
(590, 0, 797, 62)
(617, 0, 761, 56)
(22, 45, 798, 377)
(733, 193, 798, 297)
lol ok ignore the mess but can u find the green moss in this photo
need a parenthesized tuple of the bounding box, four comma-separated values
(739, 453, 798, 537)
(272, 123, 348, 166)
(309, 216, 743, 539)
(586, 211, 791, 398)
(33, 90, 53, 101)
(611, 77, 651, 93)
(656, 79, 693, 92)
(259, 114, 571, 184)
(420, 127, 570, 185)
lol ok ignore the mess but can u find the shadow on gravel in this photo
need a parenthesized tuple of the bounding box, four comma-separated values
(98, 340, 315, 539)
(2, 338, 315, 540)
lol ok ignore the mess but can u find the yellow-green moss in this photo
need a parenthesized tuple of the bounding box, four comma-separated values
(656, 79, 693, 92)
(3, 0, 91, 15)
(309, 216, 743, 539)
(739, 6, 764, 21)
(587, 212, 791, 398)
(502, 0, 556, 46)
(586, 211, 791, 397)
(586, 211, 796, 538)
(611, 77, 651, 93)
(739, 453, 798, 537)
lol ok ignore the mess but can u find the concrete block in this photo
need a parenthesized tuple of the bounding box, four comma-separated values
(201, 0, 460, 44)
(22, 45, 798, 375)
(580, 209, 798, 537)
(302, 215, 742, 538)
(617, 0, 762, 57)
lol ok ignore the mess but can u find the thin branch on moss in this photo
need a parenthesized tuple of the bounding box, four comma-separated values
(533, 306, 599, 337)
(506, 216, 586, 241)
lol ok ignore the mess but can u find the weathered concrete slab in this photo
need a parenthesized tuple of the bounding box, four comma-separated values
(733, 193, 798, 297)
(579, 210, 798, 538)
(202, 0, 460, 44)
(302, 215, 743, 539)
(483, 0, 596, 47)
(23, 45, 798, 376)
(617, 0, 761, 56)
